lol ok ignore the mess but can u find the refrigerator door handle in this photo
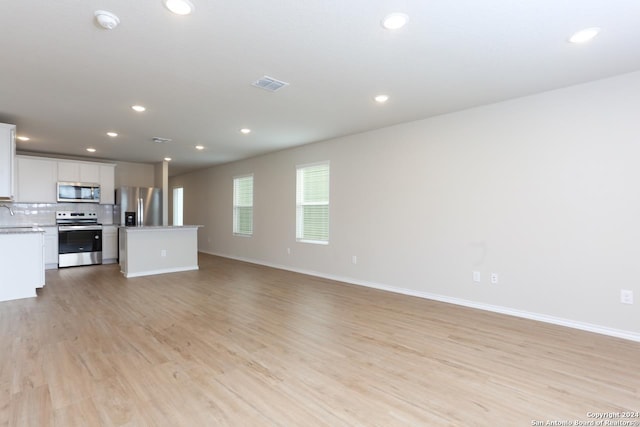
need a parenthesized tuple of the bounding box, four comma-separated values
(138, 198, 143, 226)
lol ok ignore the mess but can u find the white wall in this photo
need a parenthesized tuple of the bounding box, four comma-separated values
(114, 161, 155, 188)
(170, 71, 640, 339)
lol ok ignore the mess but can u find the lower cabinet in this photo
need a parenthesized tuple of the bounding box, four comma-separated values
(0, 232, 44, 301)
(43, 226, 58, 270)
(102, 225, 118, 264)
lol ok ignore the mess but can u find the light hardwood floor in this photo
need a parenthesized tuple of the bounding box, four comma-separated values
(1, 253, 638, 426)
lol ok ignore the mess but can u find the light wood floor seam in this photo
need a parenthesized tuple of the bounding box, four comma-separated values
(1, 253, 638, 426)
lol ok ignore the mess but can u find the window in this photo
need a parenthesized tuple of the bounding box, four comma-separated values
(172, 187, 183, 226)
(296, 162, 329, 244)
(233, 174, 253, 236)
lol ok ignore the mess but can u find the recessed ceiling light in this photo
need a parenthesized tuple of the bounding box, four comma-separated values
(195, 145, 205, 150)
(381, 13, 409, 30)
(240, 128, 251, 134)
(374, 94, 389, 103)
(17, 136, 30, 141)
(164, 157, 172, 162)
(569, 27, 601, 44)
(94, 10, 120, 30)
(131, 105, 146, 112)
(86, 148, 97, 153)
(164, 0, 194, 15)
(106, 132, 118, 137)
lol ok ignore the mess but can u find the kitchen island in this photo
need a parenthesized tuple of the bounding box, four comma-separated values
(118, 225, 202, 278)
(0, 227, 45, 302)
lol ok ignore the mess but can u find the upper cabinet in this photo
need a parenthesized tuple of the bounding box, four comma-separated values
(99, 164, 115, 205)
(57, 160, 114, 204)
(15, 156, 58, 203)
(0, 123, 16, 200)
(57, 161, 100, 183)
(15, 156, 116, 204)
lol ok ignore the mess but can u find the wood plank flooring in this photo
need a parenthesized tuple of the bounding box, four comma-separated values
(1, 253, 638, 426)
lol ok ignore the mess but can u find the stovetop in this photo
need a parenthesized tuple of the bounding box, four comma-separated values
(55, 211, 100, 225)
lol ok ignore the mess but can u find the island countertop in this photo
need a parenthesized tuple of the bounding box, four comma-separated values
(117, 225, 203, 230)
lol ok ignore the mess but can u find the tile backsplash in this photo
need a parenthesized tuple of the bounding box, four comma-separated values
(0, 202, 113, 227)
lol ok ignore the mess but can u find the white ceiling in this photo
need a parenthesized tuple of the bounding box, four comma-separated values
(1, 0, 639, 176)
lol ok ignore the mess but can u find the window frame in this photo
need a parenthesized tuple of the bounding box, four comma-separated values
(233, 173, 254, 237)
(296, 161, 330, 245)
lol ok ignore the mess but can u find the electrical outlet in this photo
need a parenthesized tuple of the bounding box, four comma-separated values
(473, 271, 481, 283)
(287, 247, 291, 255)
(160, 249, 167, 257)
(620, 289, 634, 304)
(491, 273, 498, 284)
(352, 255, 357, 264)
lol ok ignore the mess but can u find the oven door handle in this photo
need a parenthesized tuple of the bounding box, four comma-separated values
(58, 225, 103, 231)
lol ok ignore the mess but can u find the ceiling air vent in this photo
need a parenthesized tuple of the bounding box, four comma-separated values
(152, 137, 172, 144)
(252, 75, 289, 92)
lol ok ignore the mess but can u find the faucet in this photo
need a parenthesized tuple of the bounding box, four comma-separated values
(0, 204, 15, 216)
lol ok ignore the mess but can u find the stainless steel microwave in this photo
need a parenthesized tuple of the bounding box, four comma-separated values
(57, 182, 101, 203)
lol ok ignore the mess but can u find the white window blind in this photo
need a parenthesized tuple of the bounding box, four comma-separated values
(172, 187, 183, 226)
(233, 174, 253, 236)
(296, 162, 329, 244)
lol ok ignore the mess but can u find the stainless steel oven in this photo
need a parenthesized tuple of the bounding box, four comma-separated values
(56, 211, 102, 267)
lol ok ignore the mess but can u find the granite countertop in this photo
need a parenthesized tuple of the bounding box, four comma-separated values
(0, 227, 45, 234)
(0, 224, 55, 227)
(118, 225, 203, 230)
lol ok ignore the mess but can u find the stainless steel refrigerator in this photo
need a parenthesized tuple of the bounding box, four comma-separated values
(114, 187, 162, 226)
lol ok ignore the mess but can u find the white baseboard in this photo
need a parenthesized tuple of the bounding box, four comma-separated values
(122, 265, 199, 278)
(202, 250, 640, 343)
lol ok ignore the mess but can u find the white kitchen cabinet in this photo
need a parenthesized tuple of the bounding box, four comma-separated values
(81, 163, 100, 183)
(58, 160, 115, 203)
(57, 160, 100, 183)
(14, 155, 115, 204)
(0, 230, 44, 301)
(15, 156, 58, 203)
(102, 225, 118, 264)
(43, 226, 58, 269)
(0, 123, 16, 200)
(56, 161, 77, 182)
(100, 164, 115, 204)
